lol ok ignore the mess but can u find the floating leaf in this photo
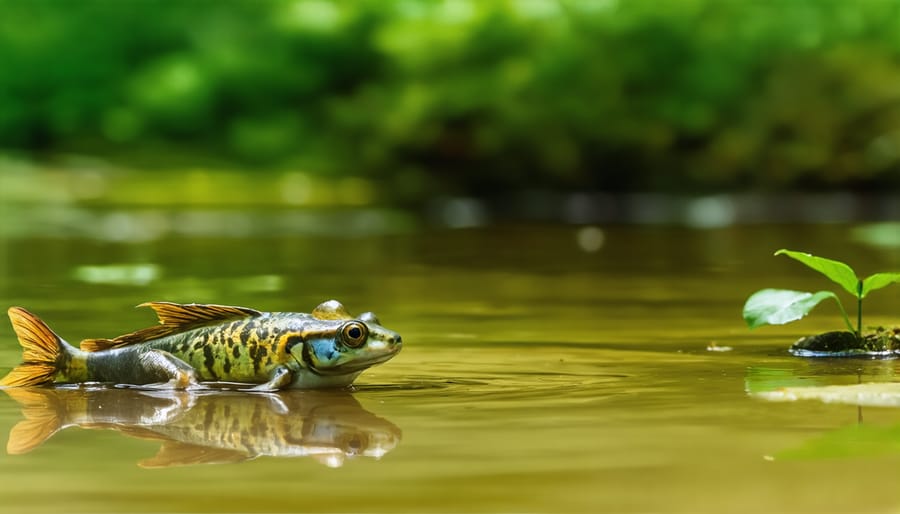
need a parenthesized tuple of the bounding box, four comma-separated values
(774, 249, 859, 297)
(743, 289, 846, 329)
(861, 272, 900, 298)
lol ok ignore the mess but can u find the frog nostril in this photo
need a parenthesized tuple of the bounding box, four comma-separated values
(394, 335, 402, 344)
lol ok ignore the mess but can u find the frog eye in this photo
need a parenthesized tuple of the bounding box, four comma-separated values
(340, 433, 368, 455)
(340, 321, 368, 348)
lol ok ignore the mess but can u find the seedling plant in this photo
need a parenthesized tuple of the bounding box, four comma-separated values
(743, 250, 899, 353)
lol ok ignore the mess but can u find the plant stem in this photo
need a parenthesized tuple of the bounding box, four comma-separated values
(857, 280, 863, 339)
(830, 296, 855, 334)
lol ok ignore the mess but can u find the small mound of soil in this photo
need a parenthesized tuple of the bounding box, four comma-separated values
(790, 327, 900, 357)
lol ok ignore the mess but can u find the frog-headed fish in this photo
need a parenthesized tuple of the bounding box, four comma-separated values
(0, 300, 402, 390)
(3, 387, 402, 468)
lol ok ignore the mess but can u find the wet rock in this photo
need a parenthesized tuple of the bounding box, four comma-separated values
(790, 327, 900, 357)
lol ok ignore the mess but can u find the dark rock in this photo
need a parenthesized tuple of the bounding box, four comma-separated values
(790, 327, 900, 357)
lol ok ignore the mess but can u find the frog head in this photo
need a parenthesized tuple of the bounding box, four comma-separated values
(289, 300, 402, 377)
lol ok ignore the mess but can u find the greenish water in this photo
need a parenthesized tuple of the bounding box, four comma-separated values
(0, 220, 898, 513)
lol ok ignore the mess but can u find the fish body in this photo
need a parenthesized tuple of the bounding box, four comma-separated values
(0, 300, 402, 390)
(3, 387, 402, 467)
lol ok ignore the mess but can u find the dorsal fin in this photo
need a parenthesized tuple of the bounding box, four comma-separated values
(80, 302, 262, 352)
(140, 302, 262, 326)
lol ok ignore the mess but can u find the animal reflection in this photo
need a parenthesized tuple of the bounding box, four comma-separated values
(3, 387, 401, 468)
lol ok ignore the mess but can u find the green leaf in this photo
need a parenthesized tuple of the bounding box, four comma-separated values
(861, 272, 900, 298)
(743, 289, 845, 329)
(774, 249, 859, 297)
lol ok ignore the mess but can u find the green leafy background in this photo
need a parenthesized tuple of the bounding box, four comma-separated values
(1, 0, 900, 201)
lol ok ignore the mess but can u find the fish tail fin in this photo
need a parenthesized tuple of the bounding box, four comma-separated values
(1, 307, 69, 387)
(2, 388, 64, 454)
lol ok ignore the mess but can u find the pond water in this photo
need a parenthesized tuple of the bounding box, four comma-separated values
(0, 216, 898, 513)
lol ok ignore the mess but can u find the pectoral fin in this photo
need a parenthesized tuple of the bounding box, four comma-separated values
(246, 366, 293, 392)
(139, 442, 251, 468)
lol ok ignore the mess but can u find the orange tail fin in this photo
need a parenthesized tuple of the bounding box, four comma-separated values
(2, 388, 64, 454)
(0, 307, 65, 387)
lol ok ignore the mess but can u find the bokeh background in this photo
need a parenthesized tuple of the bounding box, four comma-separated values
(1, 0, 898, 221)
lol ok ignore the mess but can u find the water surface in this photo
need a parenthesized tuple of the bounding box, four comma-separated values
(0, 221, 898, 513)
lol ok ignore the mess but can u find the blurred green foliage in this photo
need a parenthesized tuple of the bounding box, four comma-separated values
(1, 0, 899, 200)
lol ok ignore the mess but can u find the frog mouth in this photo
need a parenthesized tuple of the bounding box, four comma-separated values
(326, 344, 402, 375)
(299, 342, 401, 376)
(341, 345, 402, 372)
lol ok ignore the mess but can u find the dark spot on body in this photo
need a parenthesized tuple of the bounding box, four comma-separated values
(223, 359, 231, 375)
(249, 343, 260, 373)
(284, 335, 303, 352)
(202, 345, 218, 380)
(232, 345, 240, 359)
(240, 321, 255, 345)
(301, 344, 322, 375)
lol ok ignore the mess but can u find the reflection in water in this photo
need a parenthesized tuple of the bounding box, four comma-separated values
(774, 418, 900, 460)
(746, 365, 900, 460)
(3, 387, 401, 468)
